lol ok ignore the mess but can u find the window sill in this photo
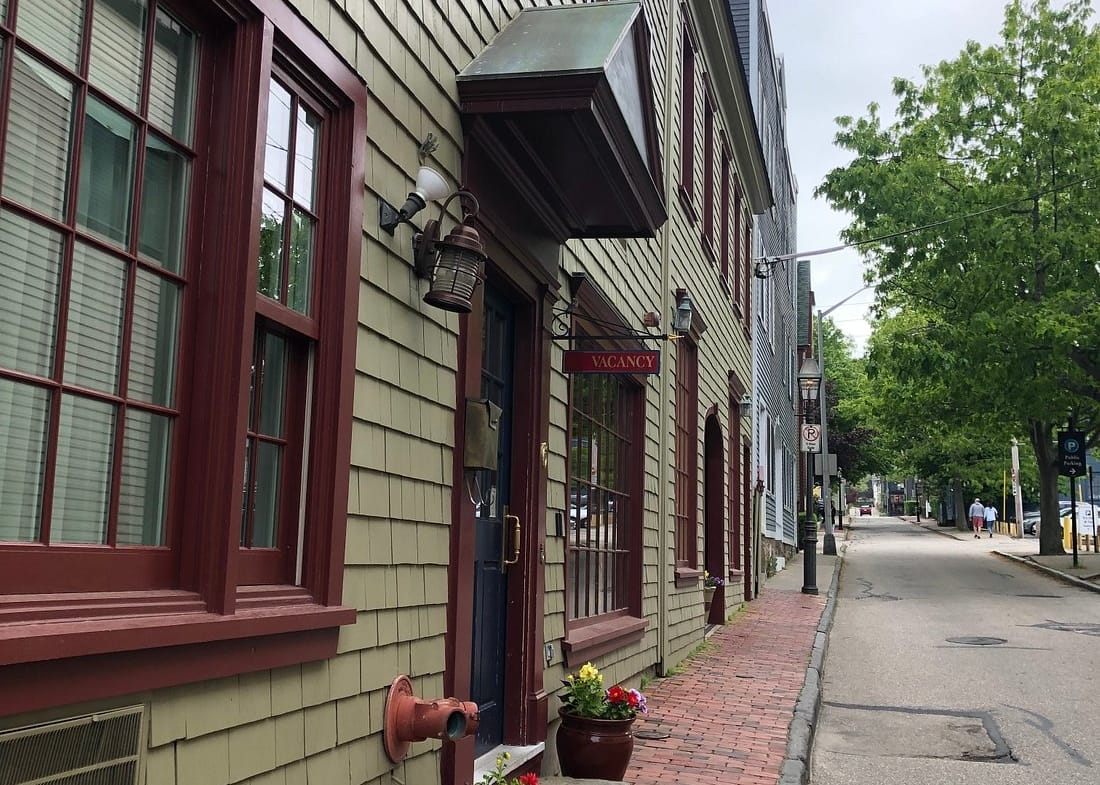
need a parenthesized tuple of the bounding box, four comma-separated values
(0, 589, 355, 718)
(562, 615, 648, 666)
(0, 596, 354, 667)
(674, 566, 703, 588)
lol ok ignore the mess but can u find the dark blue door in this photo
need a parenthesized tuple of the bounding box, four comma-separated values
(471, 287, 514, 755)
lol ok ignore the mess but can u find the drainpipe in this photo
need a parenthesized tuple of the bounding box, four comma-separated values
(655, 0, 679, 676)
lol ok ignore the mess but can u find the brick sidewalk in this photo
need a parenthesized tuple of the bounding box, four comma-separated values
(625, 587, 827, 785)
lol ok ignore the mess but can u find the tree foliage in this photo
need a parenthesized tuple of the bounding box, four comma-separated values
(818, 318, 888, 483)
(816, 0, 1100, 552)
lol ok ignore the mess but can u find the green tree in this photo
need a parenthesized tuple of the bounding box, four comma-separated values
(819, 318, 888, 483)
(817, 0, 1100, 553)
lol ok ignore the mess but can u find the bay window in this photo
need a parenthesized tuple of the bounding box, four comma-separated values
(0, 0, 364, 708)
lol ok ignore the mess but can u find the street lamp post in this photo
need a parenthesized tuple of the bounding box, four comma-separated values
(798, 355, 822, 595)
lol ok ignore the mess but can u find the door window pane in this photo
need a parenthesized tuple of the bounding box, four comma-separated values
(264, 81, 291, 191)
(138, 133, 189, 273)
(0, 378, 49, 542)
(88, 0, 147, 111)
(117, 408, 171, 545)
(52, 393, 115, 544)
(66, 242, 126, 394)
(148, 10, 196, 143)
(77, 96, 137, 247)
(293, 106, 319, 210)
(16, 0, 84, 71)
(4, 50, 75, 219)
(128, 269, 179, 406)
(288, 210, 313, 314)
(0, 210, 63, 377)
(257, 187, 284, 299)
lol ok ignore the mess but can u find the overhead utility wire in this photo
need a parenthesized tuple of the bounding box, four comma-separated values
(755, 172, 1098, 266)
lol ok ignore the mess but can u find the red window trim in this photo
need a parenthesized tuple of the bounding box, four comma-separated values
(562, 611, 648, 667)
(562, 285, 646, 654)
(719, 143, 731, 287)
(673, 338, 699, 569)
(701, 91, 715, 252)
(677, 20, 697, 217)
(732, 177, 743, 318)
(0, 0, 365, 704)
(742, 220, 752, 319)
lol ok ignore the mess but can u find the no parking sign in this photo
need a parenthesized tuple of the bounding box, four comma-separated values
(801, 424, 821, 453)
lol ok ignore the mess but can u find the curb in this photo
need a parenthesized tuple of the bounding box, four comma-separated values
(996, 551, 1100, 595)
(777, 545, 843, 785)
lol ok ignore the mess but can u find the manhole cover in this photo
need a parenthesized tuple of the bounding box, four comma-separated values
(946, 636, 1007, 646)
(633, 729, 671, 740)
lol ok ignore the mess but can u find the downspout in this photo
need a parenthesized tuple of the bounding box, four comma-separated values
(656, 0, 679, 676)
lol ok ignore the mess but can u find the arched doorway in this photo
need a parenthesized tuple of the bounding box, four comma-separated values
(703, 411, 724, 624)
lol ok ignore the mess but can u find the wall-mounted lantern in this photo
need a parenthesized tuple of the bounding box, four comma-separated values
(673, 289, 694, 335)
(379, 152, 488, 314)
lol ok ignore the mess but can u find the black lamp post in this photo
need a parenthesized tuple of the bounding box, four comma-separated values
(798, 356, 822, 595)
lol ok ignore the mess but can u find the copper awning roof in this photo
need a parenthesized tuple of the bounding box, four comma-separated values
(457, 1, 666, 240)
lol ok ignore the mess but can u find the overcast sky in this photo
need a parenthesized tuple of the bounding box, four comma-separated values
(766, 0, 1019, 355)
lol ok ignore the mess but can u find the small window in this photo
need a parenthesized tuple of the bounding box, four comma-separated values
(719, 147, 730, 286)
(567, 373, 640, 620)
(674, 339, 698, 567)
(701, 93, 715, 249)
(677, 24, 696, 212)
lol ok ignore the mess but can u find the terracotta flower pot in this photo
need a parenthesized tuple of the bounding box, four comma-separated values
(556, 708, 635, 781)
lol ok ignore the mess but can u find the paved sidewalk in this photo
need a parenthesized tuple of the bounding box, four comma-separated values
(616, 547, 840, 785)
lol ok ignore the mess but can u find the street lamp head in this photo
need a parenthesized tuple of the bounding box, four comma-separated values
(798, 356, 822, 404)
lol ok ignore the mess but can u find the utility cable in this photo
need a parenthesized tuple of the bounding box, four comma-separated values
(755, 172, 1098, 270)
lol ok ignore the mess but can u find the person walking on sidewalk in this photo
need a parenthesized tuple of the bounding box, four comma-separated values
(984, 502, 998, 538)
(968, 497, 985, 538)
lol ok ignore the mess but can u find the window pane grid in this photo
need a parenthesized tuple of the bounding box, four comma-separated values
(674, 341, 697, 565)
(568, 373, 633, 621)
(0, 0, 193, 547)
(241, 328, 291, 550)
(258, 76, 319, 317)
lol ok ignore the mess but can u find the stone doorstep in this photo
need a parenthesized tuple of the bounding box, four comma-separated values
(473, 744, 544, 784)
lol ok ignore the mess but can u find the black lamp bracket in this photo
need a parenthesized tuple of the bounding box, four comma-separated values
(550, 301, 681, 344)
(413, 190, 480, 278)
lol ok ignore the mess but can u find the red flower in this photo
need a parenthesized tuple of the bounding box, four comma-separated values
(518, 774, 539, 785)
(607, 685, 627, 703)
(627, 691, 640, 708)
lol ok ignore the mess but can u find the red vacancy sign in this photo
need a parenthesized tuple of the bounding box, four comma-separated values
(562, 350, 661, 375)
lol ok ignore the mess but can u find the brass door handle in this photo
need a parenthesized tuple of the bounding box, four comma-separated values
(503, 512, 521, 567)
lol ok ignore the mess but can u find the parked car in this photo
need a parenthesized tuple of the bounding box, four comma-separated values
(859, 503, 872, 516)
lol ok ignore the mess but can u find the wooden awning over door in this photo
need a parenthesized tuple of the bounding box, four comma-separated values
(457, 1, 666, 240)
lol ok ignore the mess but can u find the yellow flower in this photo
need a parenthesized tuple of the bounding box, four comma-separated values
(578, 662, 599, 681)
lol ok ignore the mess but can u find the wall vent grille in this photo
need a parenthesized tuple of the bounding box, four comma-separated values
(0, 706, 143, 785)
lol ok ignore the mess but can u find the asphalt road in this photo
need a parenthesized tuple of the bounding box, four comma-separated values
(812, 515, 1100, 785)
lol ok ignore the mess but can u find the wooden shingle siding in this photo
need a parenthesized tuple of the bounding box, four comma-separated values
(0, 1, 765, 782)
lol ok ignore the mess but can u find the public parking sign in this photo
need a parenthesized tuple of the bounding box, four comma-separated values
(1058, 429, 1086, 476)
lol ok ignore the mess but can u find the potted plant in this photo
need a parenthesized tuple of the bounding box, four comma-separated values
(556, 662, 647, 781)
(703, 571, 723, 615)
